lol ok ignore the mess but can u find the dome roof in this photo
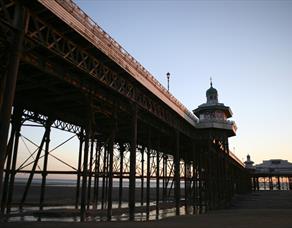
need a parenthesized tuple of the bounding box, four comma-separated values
(206, 81, 219, 104)
(206, 85, 217, 96)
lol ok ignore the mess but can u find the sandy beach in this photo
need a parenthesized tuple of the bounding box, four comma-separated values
(8, 183, 176, 206)
(1, 190, 292, 228)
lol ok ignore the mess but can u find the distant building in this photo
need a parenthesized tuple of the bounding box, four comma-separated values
(244, 154, 254, 169)
(245, 155, 292, 190)
(255, 159, 292, 175)
(244, 155, 292, 175)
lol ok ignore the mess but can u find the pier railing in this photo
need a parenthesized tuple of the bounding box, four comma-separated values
(39, 0, 198, 126)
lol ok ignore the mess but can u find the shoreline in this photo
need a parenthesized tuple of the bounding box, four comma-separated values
(8, 184, 177, 206)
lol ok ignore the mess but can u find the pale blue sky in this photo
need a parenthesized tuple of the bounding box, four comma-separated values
(72, 0, 292, 164)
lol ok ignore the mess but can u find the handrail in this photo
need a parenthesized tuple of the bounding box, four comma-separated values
(229, 150, 245, 167)
(39, 0, 198, 125)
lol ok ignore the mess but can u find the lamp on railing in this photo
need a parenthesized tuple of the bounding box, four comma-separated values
(166, 72, 170, 92)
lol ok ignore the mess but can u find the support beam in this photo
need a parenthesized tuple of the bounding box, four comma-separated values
(141, 147, 144, 206)
(1, 108, 22, 214)
(162, 155, 167, 202)
(0, 1, 26, 201)
(93, 141, 101, 210)
(86, 137, 94, 209)
(146, 127, 151, 220)
(101, 143, 107, 210)
(174, 131, 180, 215)
(118, 142, 124, 208)
(75, 131, 84, 209)
(156, 149, 160, 219)
(107, 129, 115, 220)
(80, 129, 90, 221)
(198, 145, 204, 214)
(39, 120, 52, 210)
(1, 119, 16, 214)
(129, 106, 137, 221)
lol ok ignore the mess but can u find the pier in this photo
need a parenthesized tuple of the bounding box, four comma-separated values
(0, 0, 257, 222)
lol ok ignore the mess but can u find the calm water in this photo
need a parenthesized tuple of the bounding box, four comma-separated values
(7, 178, 199, 222)
(14, 177, 187, 188)
(8, 203, 200, 222)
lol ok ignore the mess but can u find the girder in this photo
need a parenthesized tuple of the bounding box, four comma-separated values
(22, 109, 82, 134)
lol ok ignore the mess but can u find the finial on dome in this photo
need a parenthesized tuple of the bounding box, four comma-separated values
(210, 77, 213, 87)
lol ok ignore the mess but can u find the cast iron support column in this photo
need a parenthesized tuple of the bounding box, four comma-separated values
(192, 160, 197, 214)
(146, 127, 151, 220)
(1, 113, 16, 214)
(0, 125, 15, 215)
(205, 144, 211, 210)
(198, 146, 203, 213)
(107, 126, 115, 220)
(118, 142, 124, 208)
(174, 131, 180, 215)
(162, 155, 167, 202)
(141, 147, 144, 206)
(129, 106, 137, 221)
(93, 141, 101, 210)
(86, 137, 94, 210)
(80, 129, 90, 221)
(0, 1, 26, 200)
(184, 161, 191, 213)
(75, 131, 84, 209)
(2, 108, 22, 214)
(156, 149, 160, 219)
(101, 143, 108, 210)
(40, 119, 52, 210)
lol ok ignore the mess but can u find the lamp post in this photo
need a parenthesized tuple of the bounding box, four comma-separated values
(166, 72, 170, 92)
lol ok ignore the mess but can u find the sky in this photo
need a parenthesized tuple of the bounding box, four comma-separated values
(72, 0, 292, 165)
(16, 0, 292, 174)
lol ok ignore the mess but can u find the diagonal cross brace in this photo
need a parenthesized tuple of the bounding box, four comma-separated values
(19, 118, 53, 208)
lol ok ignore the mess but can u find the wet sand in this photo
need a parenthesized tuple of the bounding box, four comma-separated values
(1, 191, 292, 228)
(9, 184, 175, 205)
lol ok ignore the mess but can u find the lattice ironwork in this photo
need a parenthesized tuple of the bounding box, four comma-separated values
(22, 109, 82, 134)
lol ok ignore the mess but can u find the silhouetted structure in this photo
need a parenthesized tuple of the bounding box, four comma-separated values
(0, 0, 250, 221)
(245, 156, 292, 191)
